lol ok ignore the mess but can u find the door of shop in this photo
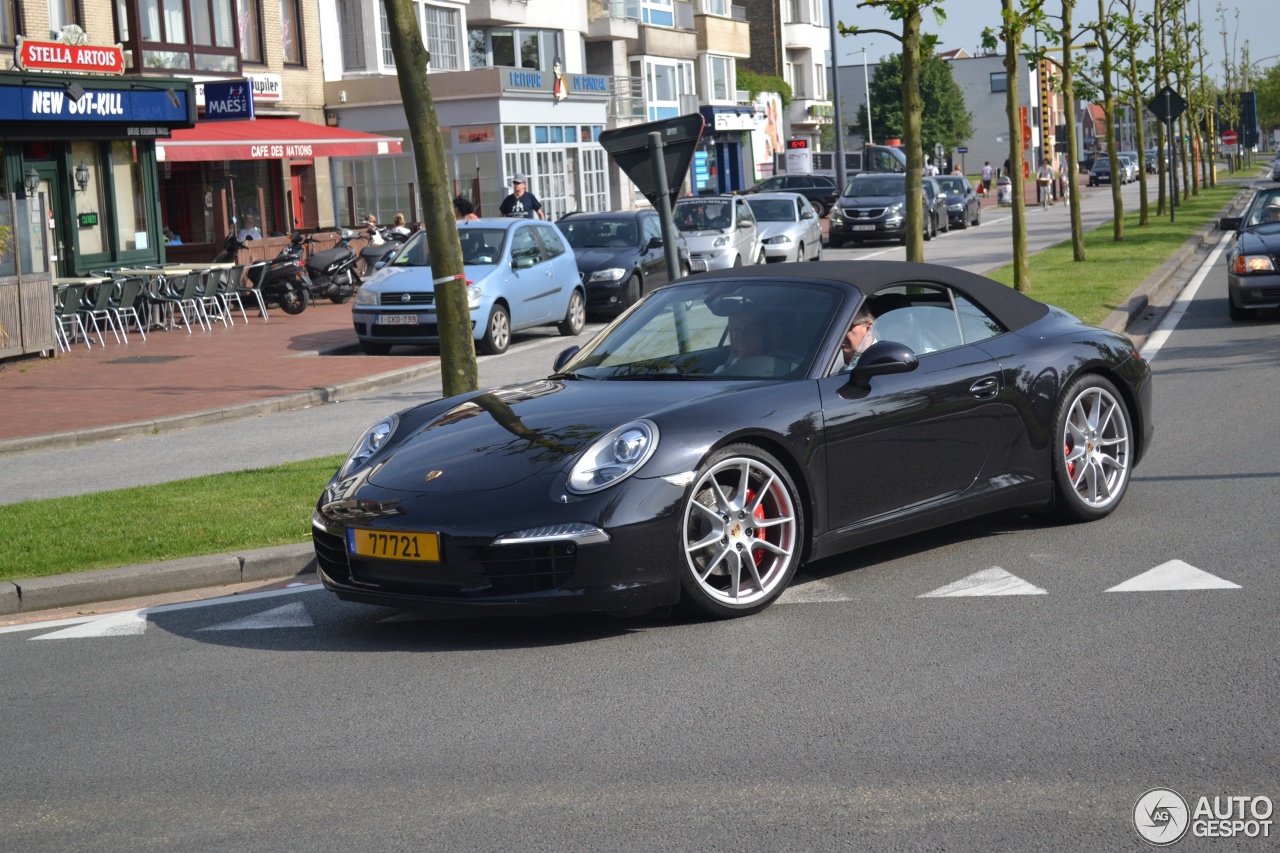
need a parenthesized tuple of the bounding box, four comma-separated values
(28, 165, 65, 276)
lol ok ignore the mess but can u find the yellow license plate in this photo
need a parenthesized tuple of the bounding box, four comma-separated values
(348, 528, 440, 562)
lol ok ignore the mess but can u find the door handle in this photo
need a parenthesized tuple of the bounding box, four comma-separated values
(969, 376, 999, 399)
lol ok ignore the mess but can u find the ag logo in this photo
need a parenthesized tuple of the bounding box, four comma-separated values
(1134, 788, 1190, 845)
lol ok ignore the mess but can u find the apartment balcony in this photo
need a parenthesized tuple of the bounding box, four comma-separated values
(607, 75, 646, 121)
(694, 9, 749, 58)
(468, 0, 529, 26)
(587, 0, 641, 41)
(783, 21, 826, 52)
(789, 98, 832, 128)
(626, 1, 698, 59)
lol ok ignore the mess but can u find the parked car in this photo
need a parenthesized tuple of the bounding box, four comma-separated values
(922, 176, 950, 239)
(1088, 158, 1113, 186)
(742, 174, 839, 217)
(1218, 182, 1280, 320)
(935, 175, 982, 228)
(828, 173, 931, 247)
(351, 218, 585, 356)
(1117, 152, 1139, 183)
(557, 210, 690, 317)
(744, 192, 824, 263)
(674, 195, 763, 271)
(314, 260, 1154, 619)
(1144, 147, 1169, 174)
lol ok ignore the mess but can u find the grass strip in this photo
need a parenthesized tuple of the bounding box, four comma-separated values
(985, 184, 1238, 325)
(0, 456, 343, 582)
(0, 184, 1245, 582)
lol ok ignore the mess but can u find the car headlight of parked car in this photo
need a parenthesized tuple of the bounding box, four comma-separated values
(589, 268, 628, 282)
(764, 235, 792, 244)
(948, 201, 965, 211)
(566, 419, 659, 495)
(884, 202, 905, 224)
(338, 414, 400, 479)
(1231, 253, 1276, 274)
(713, 235, 731, 248)
(354, 287, 379, 305)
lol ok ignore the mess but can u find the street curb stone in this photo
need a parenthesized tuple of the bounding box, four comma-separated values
(1, 582, 18, 616)
(240, 543, 318, 582)
(15, 554, 242, 612)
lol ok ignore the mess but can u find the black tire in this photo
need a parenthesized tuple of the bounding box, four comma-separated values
(359, 340, 392, 355)
(1051, 375, 1134, 522)
(479, 303, 510, 355)
(558, 289, 586, 336)
(811, 241, 823, 262)
(756, 249, 766, 265)
(732, 254, 743, 267)
(973, 206, 981, 226)
(330, 293, 350, 304)
(623, 274, 641, 309)
(679, 444, 804, 619)
(278, 283, 308, 315)
(829, 235, 845, 249)
(796, 242, 805, 262)
(1228, 300, 1256, 321)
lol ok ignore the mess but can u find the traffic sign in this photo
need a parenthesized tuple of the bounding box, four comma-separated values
(598, 113, 704, 209)
(1222, 129, 1238, 146)
(957, 146, 968, 153)
(1148, 85, 1187, 122)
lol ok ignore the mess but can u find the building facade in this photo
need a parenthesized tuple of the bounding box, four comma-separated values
(738, 0, 832, 153)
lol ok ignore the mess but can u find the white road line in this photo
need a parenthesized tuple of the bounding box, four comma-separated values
(1139, 233, 1232, 362)
(919, 567, 1047, 597)
(1106, 559, 1241, 592)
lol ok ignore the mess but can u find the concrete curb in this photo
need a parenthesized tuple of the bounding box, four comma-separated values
(0, 358, 442, 458)
(2, 543, 316, 615)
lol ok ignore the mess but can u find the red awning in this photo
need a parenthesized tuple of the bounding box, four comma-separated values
(156, 118, 402, 162)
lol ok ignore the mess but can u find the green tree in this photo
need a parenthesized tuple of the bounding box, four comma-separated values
(846, 52, 974, 155)
(1255, 63, 1280, 144)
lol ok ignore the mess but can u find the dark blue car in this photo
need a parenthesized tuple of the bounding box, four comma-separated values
(558, 211, 690, 316)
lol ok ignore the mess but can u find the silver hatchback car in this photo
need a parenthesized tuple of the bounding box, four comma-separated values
(675, 196, 763, 271)
(744, 192, 824, 263)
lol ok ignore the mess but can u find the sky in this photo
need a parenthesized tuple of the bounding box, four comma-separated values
(831, 0, 1275, 83)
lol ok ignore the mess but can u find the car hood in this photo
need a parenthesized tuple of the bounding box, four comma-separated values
(1234, 227, 1280, 253)
(839, 194, 903, 207)
(571, 247, 636, 272)
(756, 221, 802, 239)
(365, 263, 497, 291)
(367, 379, 731, 493)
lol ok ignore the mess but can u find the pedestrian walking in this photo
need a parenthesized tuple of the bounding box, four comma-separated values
(980, 161, 993, 196)
(499, 174, 545, 220)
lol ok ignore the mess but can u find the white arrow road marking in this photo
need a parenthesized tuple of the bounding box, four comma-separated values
(196, 601, 314, 631)
(32, 609, 148, 639)
(778, 576, 852, 604)
(919, 567, 1047, 598)
(1106, 559, 1241, 592)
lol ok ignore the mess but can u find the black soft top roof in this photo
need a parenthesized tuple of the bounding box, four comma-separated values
(691, 261, 1050, 333)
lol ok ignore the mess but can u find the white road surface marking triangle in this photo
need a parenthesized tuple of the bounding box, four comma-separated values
(1106, 559, 1241, 592)
(778, 576, 852, 604)
(32, 610, 148, 639)
(919, 567, 1047, 598)
(196, 602, 314, 631)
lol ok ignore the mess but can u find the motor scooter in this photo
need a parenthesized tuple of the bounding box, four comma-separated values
(298, 230, 361, 304)
(215, 233, 310, 315)
(357, 226, 408, 276)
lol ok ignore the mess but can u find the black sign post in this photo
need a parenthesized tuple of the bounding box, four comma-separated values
(1148, 85, 1187, 223)
(599, 114, 705, 284)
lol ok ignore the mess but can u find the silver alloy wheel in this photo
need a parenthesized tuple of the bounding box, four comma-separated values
(1061, 383, 1131, 510)
(559, 289, 585, 336)
(482, 304, 510, 354)
(682, 454, 799, 609)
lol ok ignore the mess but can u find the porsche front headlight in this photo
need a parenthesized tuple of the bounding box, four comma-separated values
(338, 414, 400, 479)
(566, 419, 660, 494)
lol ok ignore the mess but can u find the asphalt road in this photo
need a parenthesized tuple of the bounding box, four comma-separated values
(2, 178, 1276, 850)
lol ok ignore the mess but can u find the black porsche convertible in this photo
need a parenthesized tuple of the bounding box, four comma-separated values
(313, 261, 1154, 619)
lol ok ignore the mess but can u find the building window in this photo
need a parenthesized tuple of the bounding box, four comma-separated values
(643, 57, 694, 120)
(703, 0, 726, 15)
(338, 0, 364, 69)
(474, 28, 561, 72)
(1, 0, 19, 44)
(237, 0, 262, 62)
(380, 2, 394, 66)
(279, 0, 301, 63)
(468, 27, 486, 67)
(117, 0, 243, 71)
(991, 72, 1007, 93)
(424, 5, 458, 70)
(789, 61, 807, 99)
(49, 0, 79, 36)
(708, 55, 732, 102)
(814, 61, 825, 99)
(111, 141, 151, 254)
(641, 0, 672, 27)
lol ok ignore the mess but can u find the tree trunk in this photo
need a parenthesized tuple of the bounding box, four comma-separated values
(382, 0, 478, 397)
(902, 7, 924, 263)
(1099, 0, 1123, 242)
(1061, 0, 1085, 260)
(1003, 0, 1029, 291)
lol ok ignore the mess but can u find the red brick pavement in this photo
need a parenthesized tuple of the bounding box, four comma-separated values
(0, 300, 434, 442)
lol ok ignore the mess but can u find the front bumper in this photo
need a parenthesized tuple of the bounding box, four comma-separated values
(1227, 270, 1280, 310)
(352, 303, 483, 345)
(313, 473, 688, 616)
(689, 250, 741, 271)
(762, 244, 798, 263)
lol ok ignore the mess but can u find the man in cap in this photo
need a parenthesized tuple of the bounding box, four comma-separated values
(499, 173, 545, 220)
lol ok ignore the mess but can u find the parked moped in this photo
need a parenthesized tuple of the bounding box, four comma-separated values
(215, 233, 310, 315)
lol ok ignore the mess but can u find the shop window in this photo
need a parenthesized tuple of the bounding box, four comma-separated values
(338, 0, 364, 69)
(279, 0, 302, 63)
(237, 0, 262, 63)
(424, 5, 458, 70)
(0, 0, 17, 46)
(117, 0, 242, 71)
(48, 0, 79, 36)
(111, 141, 152, 254)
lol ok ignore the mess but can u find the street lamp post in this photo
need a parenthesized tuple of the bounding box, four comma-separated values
(828, 0, 846, 192)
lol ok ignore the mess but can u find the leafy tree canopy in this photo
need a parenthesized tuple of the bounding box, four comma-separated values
(1254, 63, 1280, 144)
(847, 51, 974, 155)
(735, 68, 792, 108)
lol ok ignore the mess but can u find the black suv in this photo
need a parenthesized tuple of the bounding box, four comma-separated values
(557, 211, 690, 316)
(742, 174, 839, 217)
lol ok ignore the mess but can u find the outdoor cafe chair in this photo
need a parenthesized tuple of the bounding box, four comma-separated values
(193, 269, 231, 329)
(80, 280, 124, 344)
(54, 283, 91, 350)
(109, 276, 148, 342)
(233, 262, 270, 321)
(148, 272, 205, 333)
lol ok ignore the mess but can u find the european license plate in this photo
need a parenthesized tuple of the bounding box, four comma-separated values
(689, 259, 708, 272)
(377, 314, 419, 325)
(852, 224, 876, 231)
(348, 528, 440, 562)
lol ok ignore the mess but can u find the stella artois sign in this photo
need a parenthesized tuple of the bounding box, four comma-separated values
(15, 36, 126, 75)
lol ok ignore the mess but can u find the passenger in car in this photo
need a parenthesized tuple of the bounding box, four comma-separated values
(716, 308, 770, 372)
(837, 305, 877, 371)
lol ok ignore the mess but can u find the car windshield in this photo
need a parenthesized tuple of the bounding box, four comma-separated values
(675, 200, 734, 231)
(557, 279, 844, 380)
(558, 218, 639, 249)
(844, 176, 905, 197)
(937, 177, 969, 194)
(746, 199, 798, 222)
(1094, 159, 1111, 169)
(1244, 192, 1280, 228)
(393, 228, 507, 267)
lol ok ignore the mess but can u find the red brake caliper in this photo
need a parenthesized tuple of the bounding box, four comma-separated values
(1065, 439, 1075, 479)
(745, 488, 767, 566)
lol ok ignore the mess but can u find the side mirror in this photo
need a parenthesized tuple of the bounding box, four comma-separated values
(512, 254, 537, 270)
(647, 236, 664, 249)
(1219, 217, 1242, 231)
(801, 210, 815, 220)
(553, 345, 581, 373)
(737, 219, 752, 229)
(846, 340, 918, 390)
